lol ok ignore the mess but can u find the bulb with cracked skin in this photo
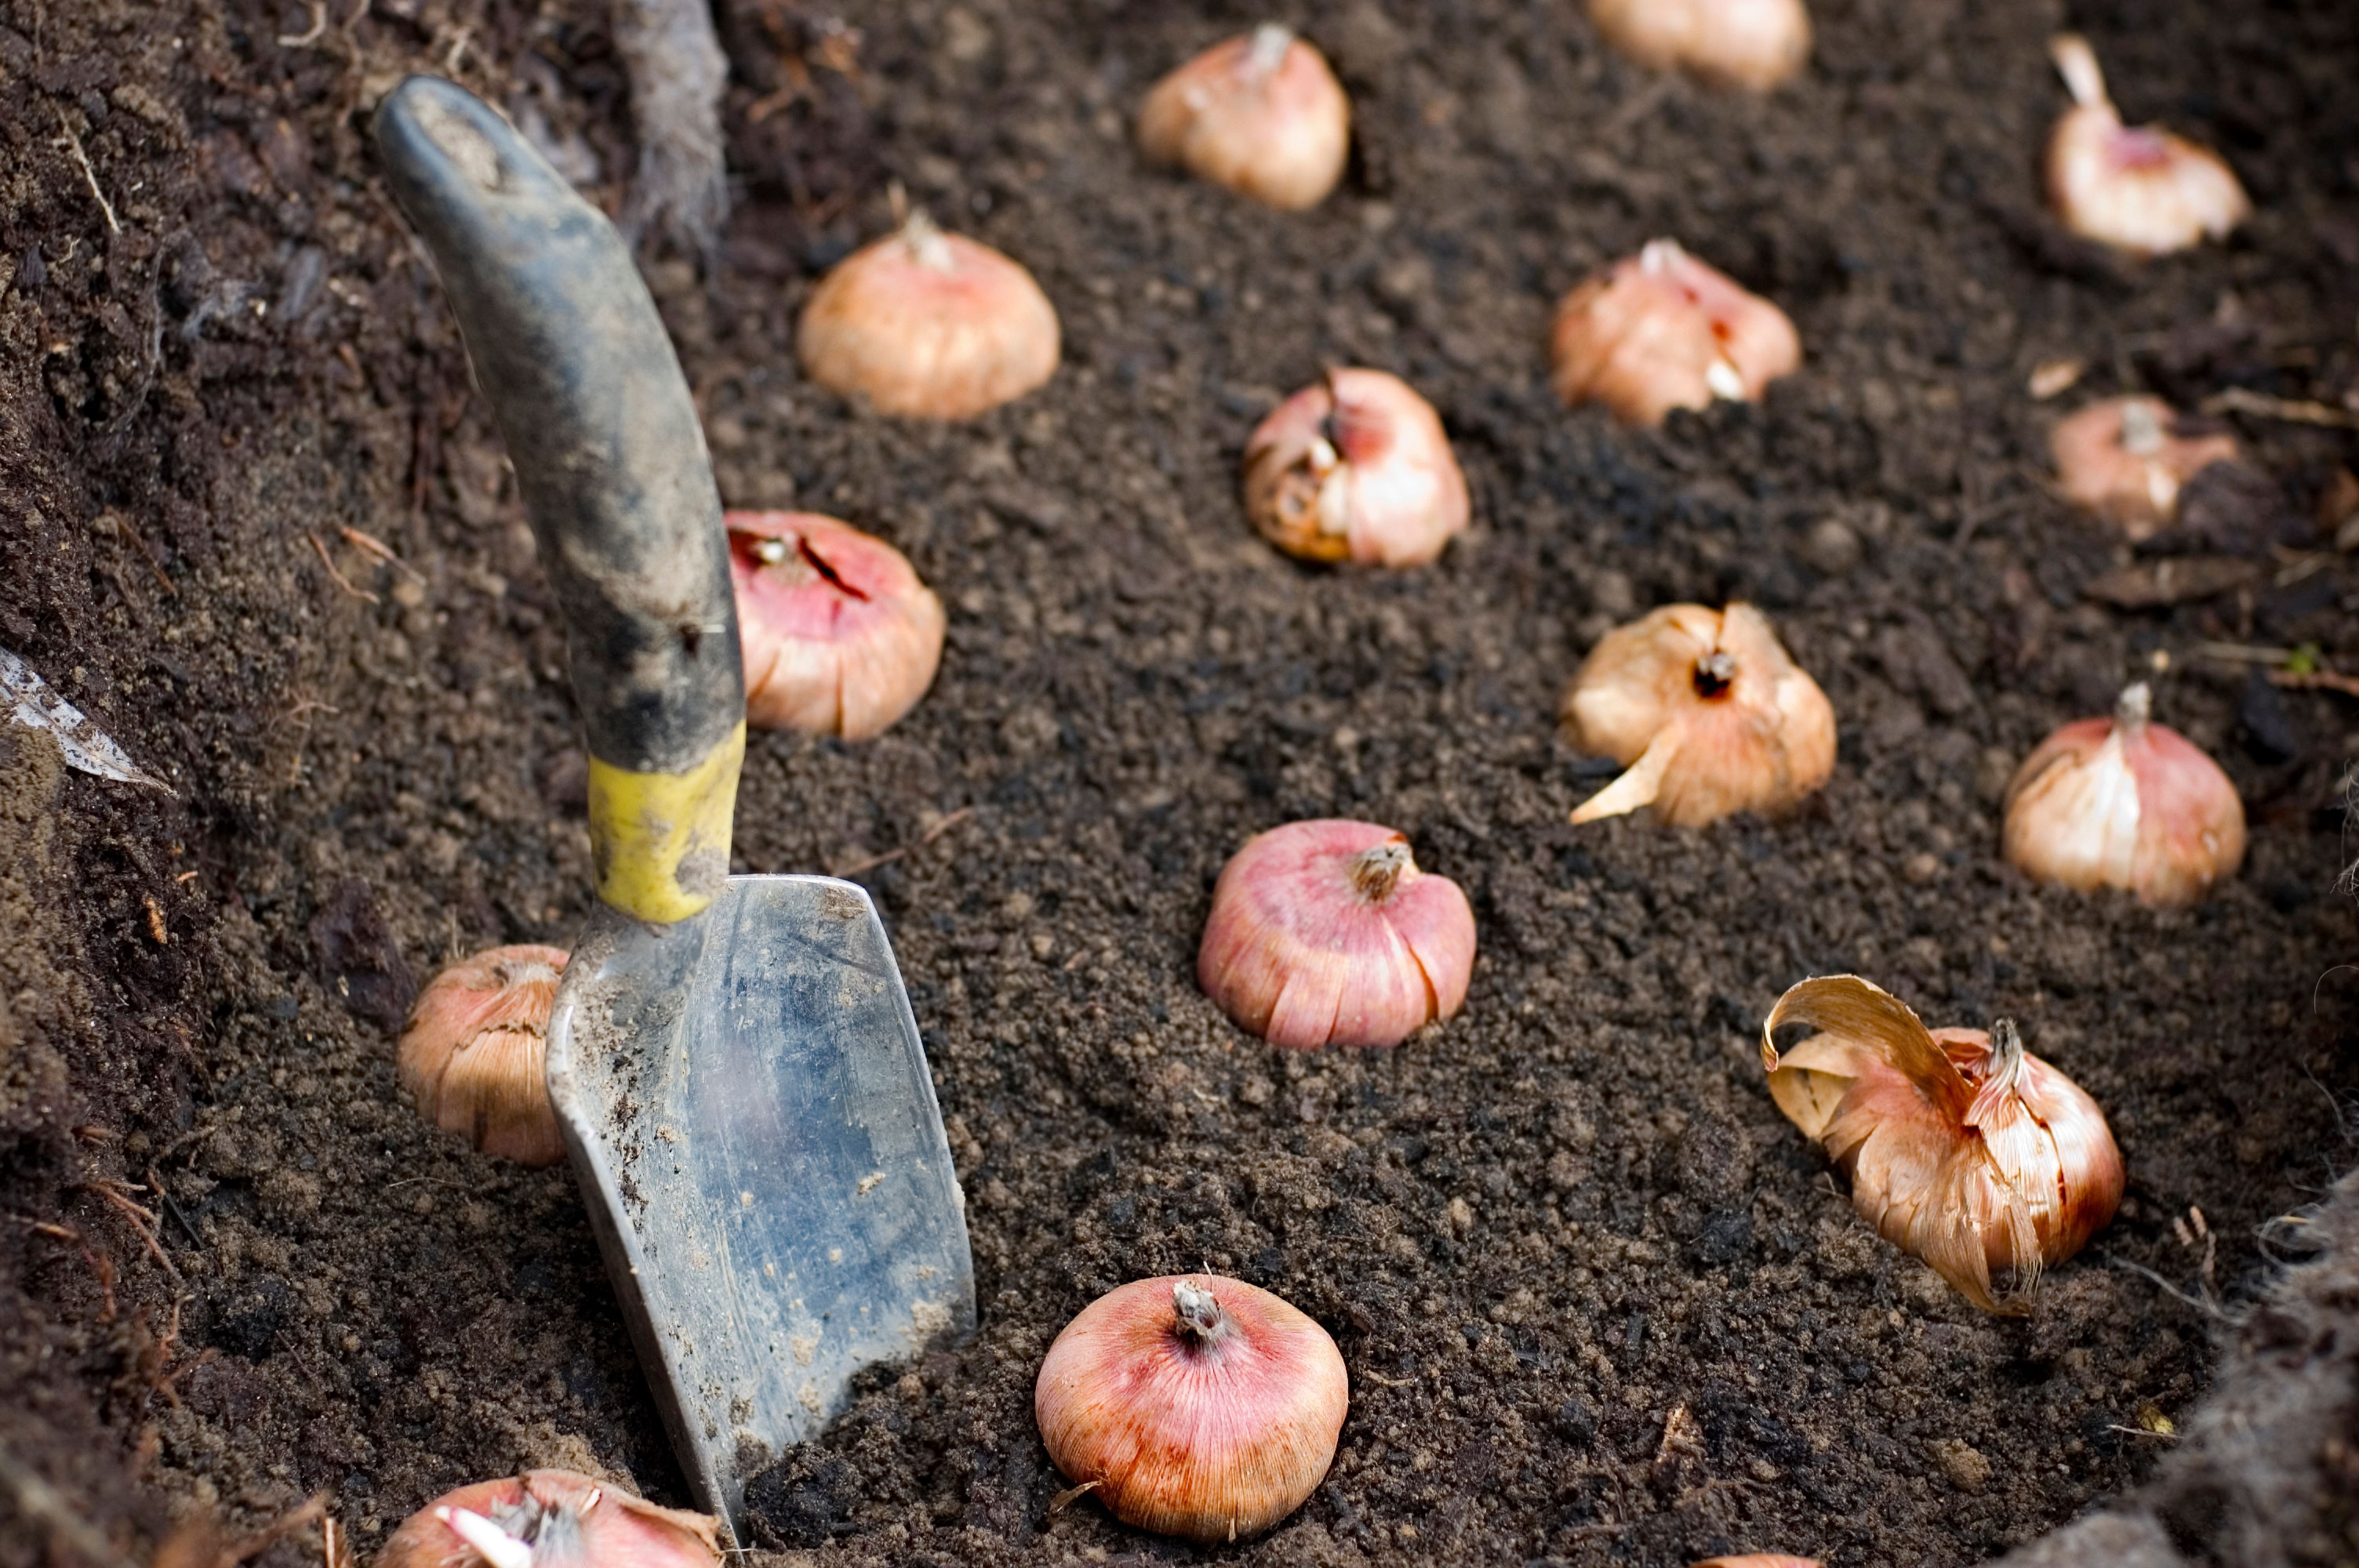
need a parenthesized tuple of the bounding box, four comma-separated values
(398, 946, 570, 1167)
(377, 1472, 720, 1568)
(1035, 1274, 1348, 1544)
(2045, 34, 2248, 256)
(1561, 603, 1834, 828)
(1198, 819, 1475, 1050)
(726, 510, 945, 740)
(796, 209, 1060, 419)
(1762, 975, 2125, 1314)
(1138, 24, 1350, 211)
(1589, 0, 1811, 91)
(2003, 683, 2245, 909)
(1550, 240, 1801, 427)
(2049, 396, 2238, 541)
(1242, 368, 1470, 568)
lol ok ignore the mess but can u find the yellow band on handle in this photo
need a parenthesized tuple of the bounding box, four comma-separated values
(586, 722, 746, 923)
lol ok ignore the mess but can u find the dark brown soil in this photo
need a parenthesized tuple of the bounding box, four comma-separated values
(2, 2, 2357, 1567)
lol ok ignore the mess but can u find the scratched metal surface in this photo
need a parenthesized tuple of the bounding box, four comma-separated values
(547, 875, 975, 1541)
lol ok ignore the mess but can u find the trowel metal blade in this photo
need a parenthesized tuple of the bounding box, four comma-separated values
(546, 874, 973, 1541)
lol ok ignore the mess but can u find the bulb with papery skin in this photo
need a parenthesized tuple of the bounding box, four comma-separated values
(1036, 1275, 1348, 1544)
(726, 510, 945, 739)
(796, 210, 1060, 419)
(2049, 396, 2238, 541)
(1550, 240, 1801, 426)
(1561, 603, 1834, 828)
(1241, 369, 1470, 567)
(1763, 975, 2125, 1315)
(2045, 34, 2248, 256)
(398, 946, 570, 1167)
(1198, 819, 1475, 1050)
(1589, 0, 1810, 91)
(379, 1472, 719, 1568)
(2003, 683, 2245, 909)
(1695, 1558, 1821, 1568)
(1138, 24, 1350, 211)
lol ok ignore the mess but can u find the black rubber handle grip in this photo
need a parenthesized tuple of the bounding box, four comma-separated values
(373, 77, 743, 921)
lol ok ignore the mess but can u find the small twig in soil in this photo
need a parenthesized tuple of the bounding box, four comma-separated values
(277, 2, 327, 46)
(83, 1178, 182, 1283)
(1045, 1479, 1100, 1516)
(2201, 387, 2359, 430)
(306, 534, 380, 604)
(828, 806, 977, 878)
(2270, 669, 2359, 698)
(150, 1167, 206, 1253)
(338, 525, 425, 581)
(0, 1440, 136, 1568)
(2103, 1250, 2231, 1321)
(53, 108, 119, 234)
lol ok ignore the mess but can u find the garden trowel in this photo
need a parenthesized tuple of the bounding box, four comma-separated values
(373, 78, 973, 1544)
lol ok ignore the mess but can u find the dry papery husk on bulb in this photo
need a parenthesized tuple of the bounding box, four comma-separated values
(1035, 1274, 1349, 1544)
(1549, 240, 1801, 427)
(398, 945, 569, 1167)
(1761, 975, 2125, 1315)
(727, 510, 945, 739)
(796, 204, 1060, 419)
(1198, 818, 1477, 1049)
(1561, 602, 1834, 828)
(1588, 0, 1811, 92)
(2003, 682, 2245, 909)
(2045, 33, 2248, 256)
(2049, 395, 2239, 540)
(378, 1471, 720, 1568)
(1137, 24, 1350, 211)
(1241, 368, 1470, 568)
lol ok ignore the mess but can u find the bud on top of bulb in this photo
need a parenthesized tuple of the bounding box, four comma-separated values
(1550, 241, 1801, 427)
(378, 1472, 720, 1568)
(2044, 34, 2249, 256)
(1561, 602, 1834, 828)
(797, 209, 1060, 419)
(1242, 368, 1470, 568)
(1587, 0, 1812, 92)
(1138, 25, 1350, 211)
(2049, 396, 2239, 540)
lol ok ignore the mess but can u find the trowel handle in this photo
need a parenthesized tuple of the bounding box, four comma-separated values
(373, 78, 743, 924)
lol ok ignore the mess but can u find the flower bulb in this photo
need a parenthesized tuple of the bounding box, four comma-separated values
(1588, 0, 1811, 92)
(379, 1472, 718, 1568)
(1762, 975, 2125, 1314)
(796, 209, 1059, 419)
(1137, 25, 1350, 211)
(1695, 1559, 1821, 1568)
(1241, 368, 1470, 568)
(1035, 1275, 1349, 1544)
(1550, 240, 1801, 426)
(726, 510, 945, 739)
(398, 946, 570, 1167)
(2049, 396, 2238, 541)
(1198, 819, 1475, 1050)
(2003, 682, 2245, 909)
(2045, 34, 2248, 256)
(1561, 602, 1834, 828)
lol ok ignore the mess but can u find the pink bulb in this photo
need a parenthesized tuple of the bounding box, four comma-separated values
(398, 945, 571, 1167)
(1588, 0, 1811, 92)
(2048, 396, 2238, 541)
(1550, 240, 1801, 427)
(378, 1472, 719, 1568)
(1035, 1274, 1349, 1544)
(1137, 25, 1350, 211)
(1241, 368, 1470, 568)
(725, 511, 946, 741)
(1198, 819, 1475, 1050)
(796, 212, 1060, 420)
(2045, 34, 2248, 256)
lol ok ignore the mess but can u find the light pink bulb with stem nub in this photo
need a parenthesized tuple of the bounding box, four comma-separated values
(1137, 24, 1350, 211)
(1588, 0, 1811, 92)
(1242, 368, 1469, 568)
(726, 510, 945, 741)
(1198, 818, 1475, 1050)
(2048, 396, 2238, 541)
(398, 945, 570, 1167)
(1035, 1274, 1349, 1544)
(377, 1472, 720, 1568)
(1550, 240, 1801, 427)
(2045, 34, 2248, 256)
(796, 209, 1060, 419)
